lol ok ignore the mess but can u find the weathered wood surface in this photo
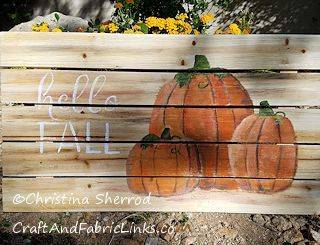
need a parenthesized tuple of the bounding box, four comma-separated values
(2, 143, 319, 179)
(1, 34, 319, 214)
(2, 106, 319, 143)
(2, 70, 320, 106)
(3, 178, 319, 214)
(1, 34, 320, 70)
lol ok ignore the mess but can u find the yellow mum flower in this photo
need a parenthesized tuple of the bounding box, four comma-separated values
(39, 25, 49, 32)
(145, 17, 158, 28)
(215, 29, 223, 34)
(52, 28, 62, 32)
(100, 24, 107, 31)
(176, 13, 188, 21)
(229, 23, 239, 31)
(107, 23, 119, 33)
(124, 29, 135, 34)
(32, 22, 50, 32)
(227, 23, 241, 35)
(127, 0, 134, 3)
(32, 24, 38, 31)
(133, 25, 141, 31)
(156, 18, 166, 30)
(134, 31, 144, 34)
(41, 22, 49, 28)
(193, 29, 200, 35)
(115, 2, 124, 9)
(181, 22, 192, 34)
(200, 13, 215, 24)
(165, 18, 178, 33)
(242, 27, 252, 34)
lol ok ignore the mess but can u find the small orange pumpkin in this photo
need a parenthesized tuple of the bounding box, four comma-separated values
(149, 55, 254, 190)
(126, 128, 200, 197)
(228, 101, 297, 193)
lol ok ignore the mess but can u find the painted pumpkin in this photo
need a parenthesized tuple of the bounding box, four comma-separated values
(126, 128, 200, 197)
(149, 55, 254, 190)
(228, 101, 297, 193)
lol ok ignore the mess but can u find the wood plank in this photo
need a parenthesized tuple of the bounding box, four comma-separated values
(2, 143, 319, 179)
(2, 106, 319, 143)
(3, 178, 319, 214)
(1, 33, 320, 69)
(2, 70, 320, 106)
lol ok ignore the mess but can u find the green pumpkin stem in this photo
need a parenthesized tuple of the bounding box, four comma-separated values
(141, 128, 173, 149)
(193, 55, 210, 70)
(259, 100, 286, 124)
(160, 128, 172, 140)
(259, 100, 275, 116)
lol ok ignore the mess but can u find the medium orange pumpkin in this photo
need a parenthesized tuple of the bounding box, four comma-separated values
(149, 55, 254, 190)
(228, 101, 297, 193)
(126, 128, 200, 197)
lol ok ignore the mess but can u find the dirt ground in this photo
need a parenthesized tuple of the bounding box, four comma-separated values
(1, 209, 319, 244)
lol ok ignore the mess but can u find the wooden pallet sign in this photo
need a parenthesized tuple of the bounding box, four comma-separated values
(0, 33, 319, 214)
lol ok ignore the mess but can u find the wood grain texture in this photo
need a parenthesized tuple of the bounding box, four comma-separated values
(2, 106, 319, 143)
(2, 70, 320, 106)
(3, 178, 319, 214)
(1, 33, 320, 69)
(2, 143, 319, 179)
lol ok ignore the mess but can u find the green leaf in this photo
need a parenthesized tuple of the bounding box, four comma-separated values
(175, 73, 192, 87)
(95, 18, 101, 26)
(140, 23, 149, 34)
(55, 13, 60, 22)
(140, 134, 160, 149)
(217, 73, 230, 79)
(160, 128, 171, 140)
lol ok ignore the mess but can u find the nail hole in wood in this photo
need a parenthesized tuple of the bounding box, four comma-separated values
(82, 53, 87, 59)
(88, 184, 91, 188)
(301, 49, 306, 53)
(192, 40, 196, 46)
(304, 185, 311, 191)
(181, 59, 185, 66)
(285, 38, 289, 46)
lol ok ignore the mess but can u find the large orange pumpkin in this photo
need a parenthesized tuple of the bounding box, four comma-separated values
(228, 101, 297, 193)
(126, 128, 200, 197)
(149, 55, 254, 190)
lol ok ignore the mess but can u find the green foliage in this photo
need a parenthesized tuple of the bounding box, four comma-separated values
(88, 17, 101, 31)
(112, 0, 184, 22)
(111, 0, 233, 23)
(127, 212, 152, 224)
(179, 212, 189, 224)
(238, 9, 254, 31)
(0, 0, 33, 29)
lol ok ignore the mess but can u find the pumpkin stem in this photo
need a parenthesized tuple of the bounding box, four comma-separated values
(259, 100, 286, 124)
(193, 55, 210, 70)
(160, 128, 172, 140)
(259, 100, 275, 116)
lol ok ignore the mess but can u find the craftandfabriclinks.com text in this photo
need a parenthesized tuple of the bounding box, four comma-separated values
(12, 220, 175, 235)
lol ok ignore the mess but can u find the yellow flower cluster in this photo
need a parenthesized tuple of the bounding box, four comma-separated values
(176, 13, 188, 21)
(32, 22, 49, 32)
(52, 28, 62, 32)
(101, 22, 119, 33)
(145, 14, 195, 34)
(215, 23, 251, 35)
(200, 13, 215, 24)
(123, 29, 144, 34)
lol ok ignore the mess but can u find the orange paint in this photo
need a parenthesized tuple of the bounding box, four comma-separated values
(228, 105, 297, 193)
